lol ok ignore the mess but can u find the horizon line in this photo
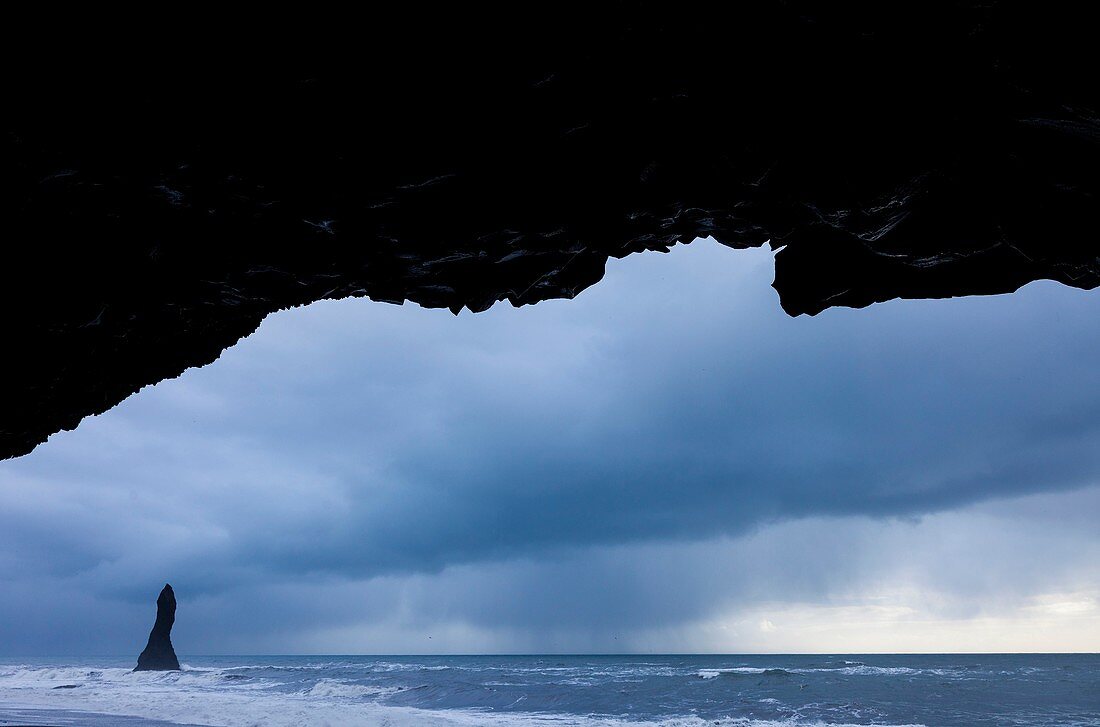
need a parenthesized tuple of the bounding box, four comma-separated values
(5, 651, 1098, 658)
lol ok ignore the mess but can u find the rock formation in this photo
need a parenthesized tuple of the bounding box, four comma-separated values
(2, 4, 1097, 460)
(134, 584, 181, 672)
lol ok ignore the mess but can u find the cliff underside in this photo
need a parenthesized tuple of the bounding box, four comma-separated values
(3, 3, 1097, 459)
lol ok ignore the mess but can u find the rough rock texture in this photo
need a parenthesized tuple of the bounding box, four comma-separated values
(3, 4, 1098, 460)
(134, 584, 181, 672)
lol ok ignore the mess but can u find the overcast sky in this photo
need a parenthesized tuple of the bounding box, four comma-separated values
(0, 239, 1097, 655)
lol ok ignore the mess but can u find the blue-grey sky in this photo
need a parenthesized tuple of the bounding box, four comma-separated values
(0, 240, 1097, 655)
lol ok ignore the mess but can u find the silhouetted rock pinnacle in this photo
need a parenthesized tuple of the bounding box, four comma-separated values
(134, 584, 180, 671)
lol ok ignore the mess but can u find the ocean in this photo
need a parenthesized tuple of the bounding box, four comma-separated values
(0, 654, 1097, 726)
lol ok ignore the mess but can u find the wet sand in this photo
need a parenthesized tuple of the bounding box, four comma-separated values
(0, 708, 193, 727)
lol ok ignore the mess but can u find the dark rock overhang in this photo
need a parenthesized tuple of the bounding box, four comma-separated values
(3, 3, 1097, 460)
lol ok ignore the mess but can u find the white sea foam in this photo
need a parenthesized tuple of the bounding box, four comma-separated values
(301, 678, 403, 699)
(699, 664, 934, 679)
(834, 665, 920, 676)
(698, 667, 794, 679)
(699, 667, 763, 678)
(0, 664, 933, 727)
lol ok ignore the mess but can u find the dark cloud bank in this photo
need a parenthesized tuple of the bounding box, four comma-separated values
(0, 241, 1098, 654)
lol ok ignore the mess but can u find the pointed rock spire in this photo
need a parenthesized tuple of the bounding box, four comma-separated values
(134, 583, 181, 671)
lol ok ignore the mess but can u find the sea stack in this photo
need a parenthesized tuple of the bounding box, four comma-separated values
(134, 583, 181, 671)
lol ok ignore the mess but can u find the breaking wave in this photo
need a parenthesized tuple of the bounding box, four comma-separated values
(1, 654, 1092, 727)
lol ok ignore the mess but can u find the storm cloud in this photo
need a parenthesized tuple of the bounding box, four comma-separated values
(1, 240, 1098, 654)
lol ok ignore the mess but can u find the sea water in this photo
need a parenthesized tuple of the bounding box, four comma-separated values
(0, 654, 1097, 726)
